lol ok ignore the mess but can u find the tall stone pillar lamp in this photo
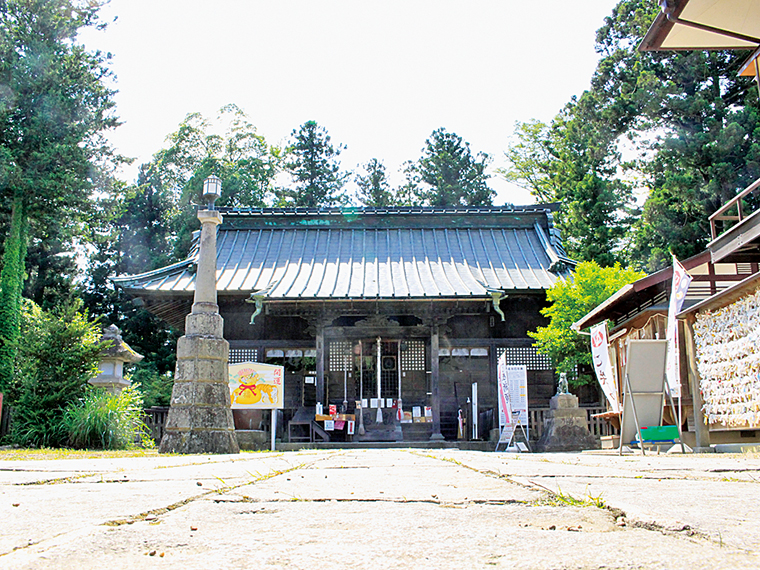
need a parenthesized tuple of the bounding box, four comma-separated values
(159, 175, 239, 454)
(90, 325, 143, 394)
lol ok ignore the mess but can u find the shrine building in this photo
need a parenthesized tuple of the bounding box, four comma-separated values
(114, 205, 574, 443)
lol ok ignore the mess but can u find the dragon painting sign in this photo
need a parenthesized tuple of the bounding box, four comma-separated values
(228, 362, 284, 409)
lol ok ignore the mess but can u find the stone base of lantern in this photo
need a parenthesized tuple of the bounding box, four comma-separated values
(89, 376, 130, 395)
(535, 394, 599, 452)
(159, 312, 239, 454)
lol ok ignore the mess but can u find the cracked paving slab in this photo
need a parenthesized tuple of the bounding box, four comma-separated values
(0, 451, 321, 557)
(1, 449, 758, 569)
(423, 450, 760, 554)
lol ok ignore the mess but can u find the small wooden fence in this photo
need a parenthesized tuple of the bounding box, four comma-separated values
(528, 406, 619, 442)
(142, 405, 619, 445)
(143, 407, 169, 443)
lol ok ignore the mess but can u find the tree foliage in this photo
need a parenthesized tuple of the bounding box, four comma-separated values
(529, 261, 644, 387)
(406, 128, 494, 207)
(149, 105, 281, 260)
(355, 158, 397, 207)
(0, 0, 119, 394)
(280, 120, 349, 207)
(499, 120, 560, 203)
(591, 1, 760, 270)
(11, 300, 103, 447)
(502, 0, 760, 271)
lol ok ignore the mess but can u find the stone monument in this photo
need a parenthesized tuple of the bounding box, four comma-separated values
(159, 175, 239, 454)
(536, 373, 598, 452)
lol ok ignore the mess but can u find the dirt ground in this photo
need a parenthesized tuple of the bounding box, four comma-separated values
(1, 448, 758, 569)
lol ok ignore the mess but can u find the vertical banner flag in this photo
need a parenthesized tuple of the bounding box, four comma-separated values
(497, 352, 515, 445)
(497, 354, 529, 445)
(665, 257, 693, 398)
(506, 365, 528, 432)
(497, 353, 513, 427)
(590, 322, 620, 413)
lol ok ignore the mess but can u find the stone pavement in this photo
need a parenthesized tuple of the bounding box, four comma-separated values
(1, 449, 758, 569)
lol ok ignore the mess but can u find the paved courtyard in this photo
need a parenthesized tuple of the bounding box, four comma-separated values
(1, 449, 758, 569)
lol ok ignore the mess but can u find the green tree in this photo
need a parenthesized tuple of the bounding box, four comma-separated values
(81, 165, 178, 403)
(589, 1, 760, 270)
(501, 102, 635, 267)
(153, 105, 281, 259)
(529, 261, 644, 387)
(280, 120, 350, 207)
(502, 1, 760, 270)
(498, 120, 560, 203)
(0, 0, 119, 394)
(11, 300, 103, 447)
(406, 128, 494, 207)
(355, 159, 397, 207)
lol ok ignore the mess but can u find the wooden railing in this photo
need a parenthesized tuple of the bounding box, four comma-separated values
(709, 177, 760, 240)
(143, 407, 169, 443)
(143, 405, 619, 445)
(528, 406, 619, 442)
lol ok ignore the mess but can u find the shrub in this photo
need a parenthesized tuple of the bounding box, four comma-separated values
(130, 362, 174, 408)
(10, 301, 103, 447)
(529, 261, 645, 387)
(64, 386, 153, 450)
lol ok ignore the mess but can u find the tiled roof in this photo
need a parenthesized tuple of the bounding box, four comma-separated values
(113, 206, 573, 300)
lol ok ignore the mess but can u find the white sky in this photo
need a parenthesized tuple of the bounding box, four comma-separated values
(79, 0, 618, 206)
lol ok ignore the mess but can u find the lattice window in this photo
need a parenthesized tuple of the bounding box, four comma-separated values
(496, 346, 552, 370)
(229, 348, 258, 364)
(328, 341, 352, 371)
(400, 340, 425, 371)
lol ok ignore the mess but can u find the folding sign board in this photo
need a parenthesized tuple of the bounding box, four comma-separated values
(620, 340, 667, 447)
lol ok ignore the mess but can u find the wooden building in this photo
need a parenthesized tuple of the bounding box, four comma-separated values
(573, 178, 760, 447)
(572, 251, 755, 438)
(114, 206, 574, 442)
(677, 180, 760, 447)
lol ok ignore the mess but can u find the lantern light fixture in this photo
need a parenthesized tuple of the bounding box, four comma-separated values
(202, 175, 222, 210)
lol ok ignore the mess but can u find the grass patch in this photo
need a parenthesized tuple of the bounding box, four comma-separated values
(0, 447, 160, 461)
(534, 486, 606, 509)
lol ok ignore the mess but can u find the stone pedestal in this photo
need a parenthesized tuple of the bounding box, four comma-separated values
(536, 394, 598, 452)
(159, 208, 239, 455)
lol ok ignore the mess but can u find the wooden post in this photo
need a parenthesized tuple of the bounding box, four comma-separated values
(316, 326, 325, 409)
(683, 315, 711, 451)
(430, 324, 444, 441)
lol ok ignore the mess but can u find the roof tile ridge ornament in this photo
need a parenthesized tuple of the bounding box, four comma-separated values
(246, 281, 276, 324)
(543, 210, 574, 265)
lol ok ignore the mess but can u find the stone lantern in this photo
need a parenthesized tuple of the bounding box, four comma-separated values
(90, 325, 144, 394)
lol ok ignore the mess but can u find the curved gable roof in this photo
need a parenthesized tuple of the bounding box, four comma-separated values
(114, 206, 574, 301)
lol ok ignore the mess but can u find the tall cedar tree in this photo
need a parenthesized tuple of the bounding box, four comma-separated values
(0, 0, 119, 394)
(501, 98, 634, 267)
(280, 121, 349, 207)
(589, 0, 760, 270)
(407, 128, 494, 207)
(153, 105, 280, 260)
(503, 0, 760, 270)
(82, 164, 178, 405)
(355, 159, 397, 207)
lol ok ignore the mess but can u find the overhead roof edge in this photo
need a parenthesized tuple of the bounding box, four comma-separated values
(678, 271, 760, 318)
(639, 0, 760, 52)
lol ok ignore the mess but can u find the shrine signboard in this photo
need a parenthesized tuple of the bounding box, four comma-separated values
(229, 362, 284, 409)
